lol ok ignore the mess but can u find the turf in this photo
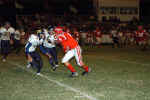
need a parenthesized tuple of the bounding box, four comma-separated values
(0, 46, 150, 100)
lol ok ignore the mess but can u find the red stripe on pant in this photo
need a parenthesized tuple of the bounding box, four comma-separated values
(67, 64, 76, 72)
(76, 46, 83, 66)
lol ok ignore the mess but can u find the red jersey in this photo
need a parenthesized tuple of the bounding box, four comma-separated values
(56, 32, 78, 52)
(136, 30, 146, 37)
(94, 30, 102, 37)
(135, 30, 147, 41)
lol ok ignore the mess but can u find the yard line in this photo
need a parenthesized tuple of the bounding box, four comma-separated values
(10, 62, 98, 100)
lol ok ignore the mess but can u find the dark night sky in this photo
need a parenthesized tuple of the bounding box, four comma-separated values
(141, 0, 150, 15)
(140, 0, 150, 22)
(0, 0, 150, 22)
(1, 0, 150, 14)
(16, 0, 150, 15)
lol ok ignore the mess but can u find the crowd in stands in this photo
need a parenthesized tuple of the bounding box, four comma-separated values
(0, 12, 150, 58)
(16, 13, 150, 49)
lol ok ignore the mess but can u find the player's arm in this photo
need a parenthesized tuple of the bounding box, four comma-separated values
(55, 34, 67, 43)
(25, 42, 33, 62)
(54, 36, 61, 44)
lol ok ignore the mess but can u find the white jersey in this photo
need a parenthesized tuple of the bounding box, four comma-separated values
(0, 27, 10, 40)
(25, 34, 41, 53)
(43, 30, 56, 48)
(8, 27, 15, 35)
(14, 30, 21, 40)
(111, 30, 118, 37)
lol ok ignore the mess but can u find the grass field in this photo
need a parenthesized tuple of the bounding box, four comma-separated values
(0, 46, 150, 100)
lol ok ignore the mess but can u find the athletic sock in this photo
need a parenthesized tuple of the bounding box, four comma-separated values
(67, 64, 76, 72)
(30, 60, 38, 68)
(37, 65, 42, 73)
(83, 65, 89, 72)
(49, 58, 55, 67)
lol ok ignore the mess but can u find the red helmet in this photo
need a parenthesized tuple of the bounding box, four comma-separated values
(54, 27, 63, 34)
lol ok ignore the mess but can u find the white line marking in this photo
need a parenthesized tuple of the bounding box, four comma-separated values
(10, 62, 98, 100)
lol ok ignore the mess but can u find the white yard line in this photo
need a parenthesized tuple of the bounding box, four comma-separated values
(10, 62, 98, 100)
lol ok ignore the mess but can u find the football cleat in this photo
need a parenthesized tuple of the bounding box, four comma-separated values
(82, 68, 91, 76)
(55, 64, 59, 67)
(70, 72, 78, 78)
(27, 63, 31, 68)
(36, 73, 41, 76)
(52, 66, 57, 71)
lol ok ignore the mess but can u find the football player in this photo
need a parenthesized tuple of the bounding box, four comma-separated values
(86, 31, 93, 46)
(0, 22, 15, 62)
(39, 27, 59, 71)
(13, 29, 21, 54)
(135, 25, 148, 51)
(54, 27, 91, 77)
(94, 26, 102, 47)
(25, 33, 43, 75)
(111, 27, 119, 48)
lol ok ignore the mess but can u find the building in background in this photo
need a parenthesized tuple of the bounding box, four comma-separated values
(93, 0, 140, 22)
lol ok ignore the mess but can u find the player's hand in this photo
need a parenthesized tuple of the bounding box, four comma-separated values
(27, 54, 32, 62)
(46, 53, 52, 58)
(54, 35, 57, 41)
